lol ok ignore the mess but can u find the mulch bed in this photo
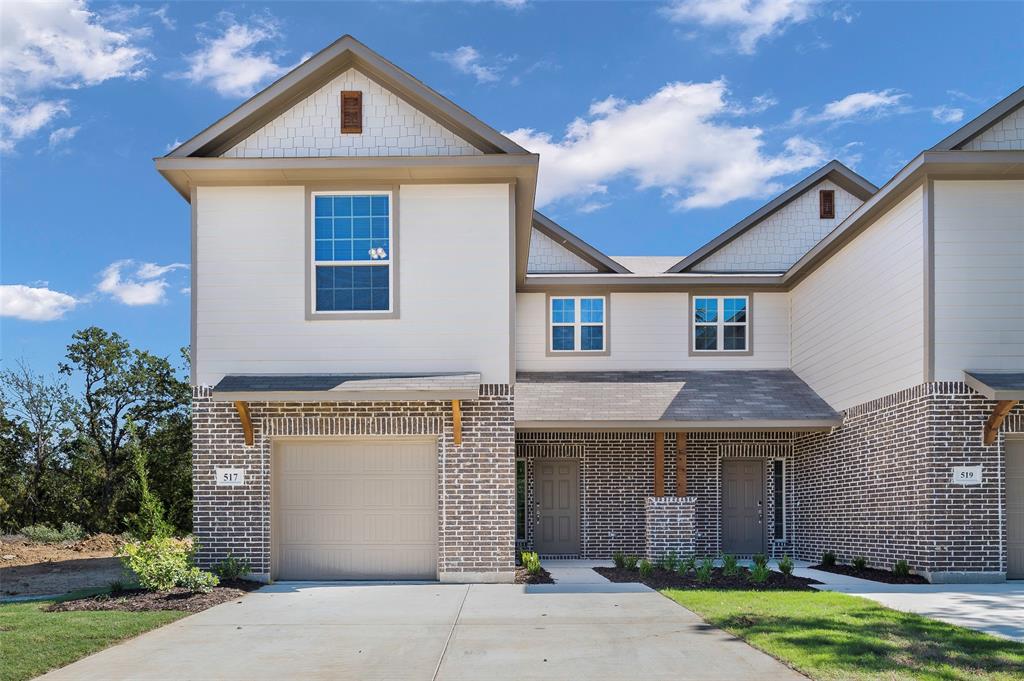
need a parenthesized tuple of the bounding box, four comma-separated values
(515, 566, 555, 584)
(809, 563, 929, 584)
(46, 579, 263, 613)
(595, 566, 821, 591)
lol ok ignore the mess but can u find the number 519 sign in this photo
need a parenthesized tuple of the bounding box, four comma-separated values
(215, 468, 245, 486)
(952, 465, 982, 486)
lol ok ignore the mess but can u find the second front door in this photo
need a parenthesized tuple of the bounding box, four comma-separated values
(534, 459, 580, 555)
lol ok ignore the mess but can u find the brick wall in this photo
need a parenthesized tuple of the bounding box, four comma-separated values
(192, 384, 514, 581)
(645, 496, 697, 560)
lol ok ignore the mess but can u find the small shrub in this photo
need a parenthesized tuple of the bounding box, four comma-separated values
(679, 556, 696, 575)
(748, 562, 771, 584)
(752, 553, 768, 569)
(20, 522, 84, 544)
(109, 579, 127, 595)
(213, 554, 251, 581)
(612, 550, 626, 569)
(638, 559, 653, 578)
(821, 550, 837, 567)
(696, 557, 714, 584)
(657, 551, 679, 572)
(179, 567, 219, 594)
(118, 536, 216, 593)
(623, 555, 639, 571)
(721, 554, 739, 576)
(853, 556, 869, 571)
(778, 555, 795, 576)
(893, 559, 910, 578)
(520, 551, 542, 576)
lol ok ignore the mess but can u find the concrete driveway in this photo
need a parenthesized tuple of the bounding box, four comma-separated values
(41, 581, 802, 680)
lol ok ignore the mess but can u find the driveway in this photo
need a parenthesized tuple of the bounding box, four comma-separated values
(41, 579, 802, 680)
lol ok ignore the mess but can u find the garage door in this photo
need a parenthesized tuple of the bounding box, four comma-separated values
(1009, 438, 1024, 580)
(273, 440, 437, 580)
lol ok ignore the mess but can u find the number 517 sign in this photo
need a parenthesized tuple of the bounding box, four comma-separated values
(952, 465, 982, 486)
(215, 468, 245, 486)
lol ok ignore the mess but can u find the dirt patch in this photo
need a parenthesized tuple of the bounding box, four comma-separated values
(0, 534, 126, 597)
(46, 579, 263, 613)
(595, 566, 821, 591)
(809, 563, 929, 584)
(514, 566, 555, 584)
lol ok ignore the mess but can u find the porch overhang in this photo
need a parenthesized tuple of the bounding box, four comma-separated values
(514, 370, 842, 432)
(964, 371, 1024, 446)
(211, 372, 481, 402)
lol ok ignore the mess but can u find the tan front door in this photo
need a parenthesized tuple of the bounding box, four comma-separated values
(1008, 438, 1024, 579)
(721, 459, 764, 555)
(534, 459, 579, 555)
(273, 439, 437, 580)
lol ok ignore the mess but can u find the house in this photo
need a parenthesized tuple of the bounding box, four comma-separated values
(157, 35, 1024, 585)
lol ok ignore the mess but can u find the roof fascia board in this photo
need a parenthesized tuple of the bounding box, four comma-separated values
(666, 161, 877, 273)
(168, 35, 527, 159)
(931, 87, 1024, 151)
(783, 151, 1024, 287)
(532, 212, 630, 274)
(520, 274, 786, 292)
(515, 419, 841, 432)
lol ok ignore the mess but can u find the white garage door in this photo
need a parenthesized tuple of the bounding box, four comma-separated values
(273, 440, 438, 580)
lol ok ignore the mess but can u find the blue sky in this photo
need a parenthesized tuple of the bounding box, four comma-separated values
(1, 0, 1022, 375)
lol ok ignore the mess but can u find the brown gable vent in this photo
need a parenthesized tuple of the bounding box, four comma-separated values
(340, 91, 362, 134)
(819, 189, 835, 219)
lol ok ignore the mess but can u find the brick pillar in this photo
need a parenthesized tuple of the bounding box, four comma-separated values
(645, 496, 697, 560)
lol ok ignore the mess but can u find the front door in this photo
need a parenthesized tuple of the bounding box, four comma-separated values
(721, 459, 764, 555)
(534, 459, 580, 555)
(1008, 438, 1024, 579)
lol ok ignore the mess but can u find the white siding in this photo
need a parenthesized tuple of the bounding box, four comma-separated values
(516, 292, 790, 371)
(223, 68, 481, 158)
(791, 187, 925, 410)
(933, 180, 1024, 379)
(962, 105, 1024, 151)
(527, 228, 597, 273)
(694, 180, 862, 272)
(195, 184, 511, 385)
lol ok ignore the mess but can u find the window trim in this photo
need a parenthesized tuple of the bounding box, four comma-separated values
(819, 189, 835, 219)
(772, 458, 786, 542)
(305, 185, 400, 320)
(545, 294, 610, 356)
(688, 294, 753, 356)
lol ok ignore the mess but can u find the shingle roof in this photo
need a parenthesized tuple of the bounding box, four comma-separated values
(212, 372, 481, 401)
(515, 370, 840, 429)
(963, 371, 1024, 401)
(610, 256, 685, 274)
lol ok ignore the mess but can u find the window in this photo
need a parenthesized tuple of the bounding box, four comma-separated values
(819, 189, 835, 219)
(773, 460, 785, 540)
(515, 460, 526, 546)
(692, 296, 748, 352)
(550, 296, 606, 352)
(312, 192, 392, 313)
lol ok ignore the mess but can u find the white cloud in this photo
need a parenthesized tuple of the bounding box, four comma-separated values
(792, 89, 909, 124)
(932, 105, 965, 124)
(164, 138, 183, 153)
(172, 12, 308, 98)
(663, 0, 816, 54)
(0, 285, 79, 321)
(577, 201, 611, 214)
(47, 126, 81, 151)
(151, 5, 176, 30)
(97, 260, 187, 306)
(831, 4, 857, 23)
(432, 46, 504, 84)
(0, 100, 70, 151)
(505, 79, 825, 210)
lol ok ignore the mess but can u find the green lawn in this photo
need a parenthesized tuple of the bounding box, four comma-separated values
(0, 595, 185, 681)
(663, 589, 1024, 681)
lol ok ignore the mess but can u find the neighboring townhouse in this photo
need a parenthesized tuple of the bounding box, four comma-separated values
(157, 35, 1024, 585)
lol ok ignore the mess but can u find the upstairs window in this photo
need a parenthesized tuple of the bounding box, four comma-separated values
(312, 192, 392, 314)
(550, 296, 606, 353)
(692, 296, 749, 352)
(819, 189, 835, 219)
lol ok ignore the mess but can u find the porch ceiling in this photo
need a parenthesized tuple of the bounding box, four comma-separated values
(514, 370, 841, 431)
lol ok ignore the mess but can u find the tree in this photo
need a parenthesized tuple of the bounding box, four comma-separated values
(0, 361, 75, 526)
(124, 419, 174, 539)
(60, 327, 186, 532)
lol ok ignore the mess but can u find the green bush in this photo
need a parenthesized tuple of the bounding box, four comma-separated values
(623, 555, 639, 571)
(212, 554, 251, 581)
(893, 559, 910, 578)
(612, 550, 626, 569)
(20, 522, 84, 543)
(853, 556, 869, 571)
(696, 557, 714, 583)
(119, 537, 219, 593)
(657, 551, 679, 572)
(821, 550, 837, 567)
(721, 554, 739, 576)
(638, 559, 653, 578)
(748, 562, 771, 584)
(752, 553, 768, 569)
(520, 551, 542, 576)
(109, 579, 127, 595)
(679, 556, 696, 575)
(778, 555, 795, 576)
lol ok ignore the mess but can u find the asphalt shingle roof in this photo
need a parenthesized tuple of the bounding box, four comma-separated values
(964, 371, 1024, 400)
(212, 372, 481, 400)
(515, 370, 839, 426)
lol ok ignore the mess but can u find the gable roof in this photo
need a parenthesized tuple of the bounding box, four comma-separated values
(532, 212, 630, 274)
(167, 35, 528, 158)
(666, 160, 877, 273)
(931, 86, 1024, 151)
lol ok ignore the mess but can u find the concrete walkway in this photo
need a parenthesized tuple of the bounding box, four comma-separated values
(41, 570, 803, 681)
(794, 565, 1024, 641)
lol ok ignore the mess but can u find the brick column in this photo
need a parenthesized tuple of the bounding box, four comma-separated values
(645, 496, 697, 560)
